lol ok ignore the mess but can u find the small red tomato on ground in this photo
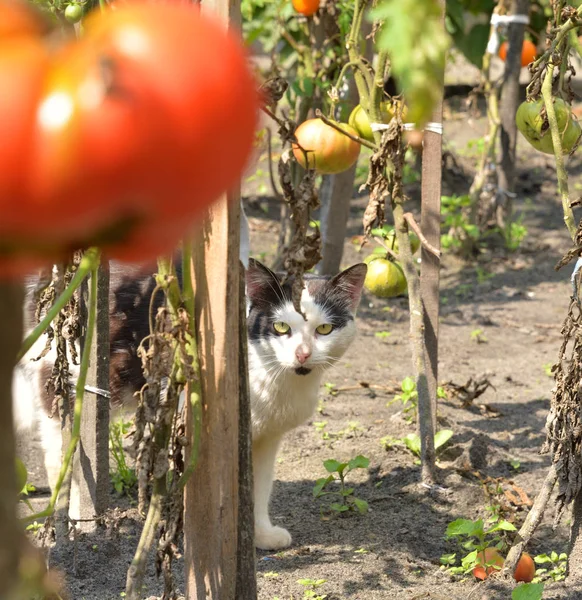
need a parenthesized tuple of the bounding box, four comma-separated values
(499, 39, 537, 67)
(473, 548, 504, 580)
(292, 0, 319, 17)
(513, 553, 535, 583)
(293, 118, 360, 174)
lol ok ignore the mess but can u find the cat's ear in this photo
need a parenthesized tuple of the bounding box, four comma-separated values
(329, 263, 367, 312)
(246, 259, 283, 303)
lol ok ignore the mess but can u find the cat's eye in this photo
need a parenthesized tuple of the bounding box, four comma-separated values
(273, 321, 291, 335)
(316, 323, 333, 335)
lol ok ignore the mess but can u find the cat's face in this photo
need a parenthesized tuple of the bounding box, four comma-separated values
(246, 260, 367, 376)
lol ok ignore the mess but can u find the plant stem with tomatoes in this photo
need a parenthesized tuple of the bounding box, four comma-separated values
(347, 0, 437, 483)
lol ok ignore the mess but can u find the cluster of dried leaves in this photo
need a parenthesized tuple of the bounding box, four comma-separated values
(134, 296, 194, 600)
(541, 291, 582, 523)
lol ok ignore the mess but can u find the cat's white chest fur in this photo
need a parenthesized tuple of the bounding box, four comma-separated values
(248, 348, 321, 441)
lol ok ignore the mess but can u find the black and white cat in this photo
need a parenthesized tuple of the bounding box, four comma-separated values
(13, 257, 367, 550)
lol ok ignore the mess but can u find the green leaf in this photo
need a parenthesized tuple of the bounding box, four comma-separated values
(434, 429, 454, 451)
(445, 518, 484, 539)
(511, 583, 545, 600)
(402, 433, 421, 457)
(461, 549, 478, 568)
(341, 487, 355, 496)
(324, 459, 347, 474)
(348, 455, 370, 470)
(370, 0, 451, 126)
(488, 520, 517, 533)
(440, 552, 456, 565)
(313, 475, 334, 497)
(352, 497, 369, 514)
(401, 376, 416, 394)
(330, 502, 349, 512)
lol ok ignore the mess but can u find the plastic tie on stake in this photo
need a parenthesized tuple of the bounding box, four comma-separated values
(371, 122, 443, 135)
(486, 13, 530, 55)
(84, 385, 111, 399)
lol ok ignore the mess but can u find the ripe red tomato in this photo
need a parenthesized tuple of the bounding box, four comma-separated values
(292, 0, 319, 17)
(499, 39, 537, 67)
(0, 0, 259, 274)
(293, 118, 361, 174)
(0, 0, 49, 40)
(473, 548, 504, 580)
(513, 553, 535, 583)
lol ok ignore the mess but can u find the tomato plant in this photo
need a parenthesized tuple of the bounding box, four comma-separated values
(0, 0, 259, 274)
(293, 118, 360, 174)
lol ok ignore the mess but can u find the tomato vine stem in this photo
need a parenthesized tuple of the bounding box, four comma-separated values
(22, 251, 101, 524)
(17, 247, 100, 363)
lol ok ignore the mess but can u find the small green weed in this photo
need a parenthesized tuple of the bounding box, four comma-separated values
(313, 455, 369, 516)
(503, 218, 528, 252)
(542, 363, 553, 377)
(387, 376, 418, 422)
(532, 551, 567, 582)
(470, 328, 487, 343)
(110, 418, 137, 496)
(297, 578, 327, 599)
(441, 515, 516, 577)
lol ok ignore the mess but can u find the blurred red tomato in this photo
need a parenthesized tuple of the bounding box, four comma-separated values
(0, 0, 259, 275)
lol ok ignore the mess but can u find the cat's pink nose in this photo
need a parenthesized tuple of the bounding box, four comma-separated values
(295, 346, 311, 364)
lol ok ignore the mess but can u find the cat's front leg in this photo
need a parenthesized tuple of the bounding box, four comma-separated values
(252, 435, 292, 550)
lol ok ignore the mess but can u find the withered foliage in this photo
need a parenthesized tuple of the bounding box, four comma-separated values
(34, 253, 82, 418)
(361, 119, 403, 236)
(133, 297, 194, 600)
(541, 289, 582, 523)
(278, 149, 320, 315)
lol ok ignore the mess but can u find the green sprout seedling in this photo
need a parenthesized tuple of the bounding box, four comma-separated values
(470, 328, 487, 343)
(110, 418, 137, 496)
(532, 551, 567, 582)
(313, 455, 370, 516)
(387, 376, 418, 423)
(441, 515, 516, 578)
(298, 579, 327, 600)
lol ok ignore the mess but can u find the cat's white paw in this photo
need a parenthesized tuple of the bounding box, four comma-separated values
(255, 524, 292, 550)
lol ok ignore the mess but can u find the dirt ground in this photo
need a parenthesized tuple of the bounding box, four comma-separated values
(18, 71, 582, 599)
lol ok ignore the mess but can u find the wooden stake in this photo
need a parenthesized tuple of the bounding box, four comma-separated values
(70, 262, 110, 531)
(497, 0, 529, 224)
(0, 282, 24, 597)
(419, 11, 444, 434)
(183, 193, 243, 599)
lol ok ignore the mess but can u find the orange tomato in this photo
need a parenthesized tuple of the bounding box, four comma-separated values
(513, 553, 535, 583)
(473, 548, 504, 580)
(293, 118, 360, 174)
(498, 39, 537, 67)
(292, 0, 319, 17)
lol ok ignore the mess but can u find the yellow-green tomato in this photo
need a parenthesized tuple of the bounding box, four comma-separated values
(292, 118, 361, 174)
(348, 101, 408, 142)
(516, 98, 581, 154)
(364, 258, 407, 298)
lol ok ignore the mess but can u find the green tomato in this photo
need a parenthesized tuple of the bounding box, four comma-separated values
(364, 258, 407, 298)
(348, 102, 407, 142)
(516, 98, 581, 154)
(65, 3, 83, 24)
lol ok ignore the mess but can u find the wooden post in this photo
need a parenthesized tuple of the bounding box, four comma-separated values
(0, 282, 24, 597)
(497, 0, 529, 224)
(184, 193, 244, 599)
(419, 3, 444, 433)
(70, 263, 110, 531)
